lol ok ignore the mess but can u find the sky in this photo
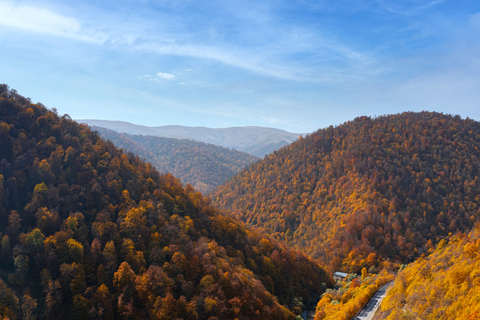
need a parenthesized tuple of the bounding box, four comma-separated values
(1, 0, 480, 133)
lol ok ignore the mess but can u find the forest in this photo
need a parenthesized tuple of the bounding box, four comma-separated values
(91, 126, 258, 194)
(0, 85, 333, 319)
(313, 269, 393, 320)
(377, 224, 480, 319)
(212, 112, 480, 273)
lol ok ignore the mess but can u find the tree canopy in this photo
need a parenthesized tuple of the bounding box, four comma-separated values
(0, 84, 332, 319)
(92, 126, 258, 194)
(212, 112, 480, 272)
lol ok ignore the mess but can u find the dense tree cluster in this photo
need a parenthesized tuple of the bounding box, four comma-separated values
(313, 271, 393, 320)
(212, 112, 480, 272)
(378, 225, 480, 319)
(92, 127, 258, 194)
(0, 85, 333, 319)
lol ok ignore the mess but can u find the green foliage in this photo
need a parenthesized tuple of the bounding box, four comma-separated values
(0, 84, 332, 319)
(212, 112, 480, 272)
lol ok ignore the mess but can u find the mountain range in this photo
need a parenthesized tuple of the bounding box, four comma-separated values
(4, 84, 480, 319)
(90, 126, 258, 193)
(79, 119, 302, 158)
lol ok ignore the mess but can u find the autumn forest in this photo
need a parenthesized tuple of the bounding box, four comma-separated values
(1, 84, 480, 319)
(0, 86, 332, 319)
(213, 112, 480, 273)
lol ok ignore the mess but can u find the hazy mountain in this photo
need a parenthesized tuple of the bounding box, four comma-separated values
(91, 126, 258, 194)
(212, 112, 480, 273)
(79, 119, 302, 158)
(0, 85, 332, 319)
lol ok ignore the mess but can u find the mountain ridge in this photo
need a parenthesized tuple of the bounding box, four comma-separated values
(0, 84, 332, 319)
(212, 111, 480, 273)
(79, 119, 302, 158)
(91, 126, 258, 193)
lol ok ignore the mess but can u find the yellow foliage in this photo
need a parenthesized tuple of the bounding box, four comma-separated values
(314, 272, 394, 320)
(379, 226, 480, 319)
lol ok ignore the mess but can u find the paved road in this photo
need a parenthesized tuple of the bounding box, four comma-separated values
(352, 282, 394, 320)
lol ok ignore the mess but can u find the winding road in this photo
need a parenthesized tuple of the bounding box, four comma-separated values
(352, 282, 394, 320)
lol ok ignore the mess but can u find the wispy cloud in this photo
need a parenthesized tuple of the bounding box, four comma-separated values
(377, 0, 446, 15)
(137, 72, 176, 81)
(137, 75, 156, 81)
(3, 0, 479, 133)
(0, 0, 377, 83)
(135, 42, 300, 81)
(260, 116, 288, 124)
(157, 72, 175, 80)
(0, 1, 105, 43)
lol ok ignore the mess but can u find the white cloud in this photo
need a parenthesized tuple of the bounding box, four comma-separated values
(137, 73, 177, 82)
(136, 42, 308, 81)
(470, 12, 480, 31)
(260, 116, 287, 124)
(0, 1, 104, 43)
(377, 0, 446, 15)
(157, 72, 175, 80)
(0, 2, 78, 34)
(0, 1, 375, 83)
(137, 75, 156, 81)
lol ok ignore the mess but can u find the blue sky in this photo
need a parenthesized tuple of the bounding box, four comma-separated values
(1, 0, 479, 133)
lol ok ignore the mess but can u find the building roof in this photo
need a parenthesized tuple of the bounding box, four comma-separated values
(333, 272, 349, 278)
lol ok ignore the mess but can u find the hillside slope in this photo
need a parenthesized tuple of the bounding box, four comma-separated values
(377, 226, 480, 319)
(91, 126, 258, 194)
(212, 112, 480, 273)
(0, 85, 333, 319)
(80, 119, 301, 158)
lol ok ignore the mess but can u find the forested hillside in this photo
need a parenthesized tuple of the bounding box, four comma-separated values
(377, 225, 480, 319)
(91, 126, 258, 194)
(0, 85, 333, 319)
(212, 112, 480, 273)
(81, 120, 301, 158)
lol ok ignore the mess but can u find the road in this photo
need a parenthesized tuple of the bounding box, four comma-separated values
(351, 282, 394, 320)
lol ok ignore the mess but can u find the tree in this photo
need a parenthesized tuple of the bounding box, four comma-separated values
(92, 284, 114, 320)
(0, 279, 19, 319)
(35, 207, 60, 235)
(7, 210, 22, 239)
(21, 291, 37, 320)
(66, 238, 84, 263)
(361, 267, 368, 281)
(113, 261, 136, 296)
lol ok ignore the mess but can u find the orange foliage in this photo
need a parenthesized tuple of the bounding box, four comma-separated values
(212, 112, 480, 272)
(0, 85, 333, 319)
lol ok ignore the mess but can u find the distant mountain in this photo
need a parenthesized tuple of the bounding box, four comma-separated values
(79, 120, 302, 158)
(212, 112, 480, 273)
(0, 85, 333, 319)
(91, 126, 258, 194)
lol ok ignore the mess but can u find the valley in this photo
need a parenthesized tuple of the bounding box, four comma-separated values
(1, 85, 480, 319)
(80, 119, 302, 158)
(89, 126, 258, 194)
(0, 85, 331, 319)
(2, 0, 479, 319)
